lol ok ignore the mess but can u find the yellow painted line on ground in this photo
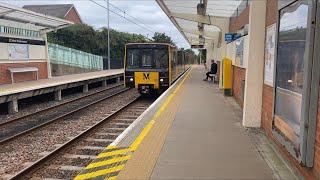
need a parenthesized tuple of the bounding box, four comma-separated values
(130, 119, 156, 151)
(85, 155, 131, 169)
(74, 165, 124, 180)
(74, 68, 192, 180)
(130, 68, 192, 151)
(97, 148, 131, 159)
(106, 145, 118, 150)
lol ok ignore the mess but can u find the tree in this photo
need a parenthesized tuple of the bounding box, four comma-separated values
(47, 24, 148, 60)
(152, 32, 175, 46)
(48, 24, 98, 53)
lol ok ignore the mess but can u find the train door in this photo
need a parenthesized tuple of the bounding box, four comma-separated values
(273, 0, 320, 167)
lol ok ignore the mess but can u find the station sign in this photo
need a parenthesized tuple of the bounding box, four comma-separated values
(0, 37, 46, 46)
(225, 33, 241, 42)
(191, 44, 204, 49)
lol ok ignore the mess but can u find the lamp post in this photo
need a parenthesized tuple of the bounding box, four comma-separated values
(107, 0, 111, 70)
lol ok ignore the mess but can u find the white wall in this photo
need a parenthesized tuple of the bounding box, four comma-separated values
(226, 42, 236, 62)
(0, 43, 8, 60)
(29, 45, 46, 60)
(0, 43, 46, 62)
(226, 36, 249, 69)
(243, 36, 249, 69)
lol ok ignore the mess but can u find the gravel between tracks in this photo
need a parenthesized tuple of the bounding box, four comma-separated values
(0, 85, 126, 142)
(25, 100, 152, 179)
(0, 89, 139, 178)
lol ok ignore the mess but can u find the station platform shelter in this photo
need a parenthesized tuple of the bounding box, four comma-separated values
(0, 3, 74, 85)
(151, 0, 320, 179)
(74, 66, 297, 180)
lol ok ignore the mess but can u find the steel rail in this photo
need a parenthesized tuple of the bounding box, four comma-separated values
(0, 83, 124, 128)
(9, 96, 140, 180)
(0, 87, 130, 145)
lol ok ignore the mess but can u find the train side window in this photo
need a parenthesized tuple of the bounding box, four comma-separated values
(141, 49, 152, 68)
(154, 49, 168, 69)
(127, 49, 139, 69)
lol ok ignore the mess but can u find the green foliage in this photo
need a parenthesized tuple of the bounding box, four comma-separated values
(47, 24, 147, 59)
(152, 32, 175, 46)
(48, 24, 180, 60)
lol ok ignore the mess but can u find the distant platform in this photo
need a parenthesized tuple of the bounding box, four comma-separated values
(0, 69, 123, 97)
(0, 69, 123, 113)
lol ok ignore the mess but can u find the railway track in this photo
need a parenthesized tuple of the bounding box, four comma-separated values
(0, 84, 128, 144)
(10, 97, 153, 179)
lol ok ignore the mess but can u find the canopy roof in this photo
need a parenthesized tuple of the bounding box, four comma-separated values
(156, 0, 247, 46)
(0, 3, 73, 31)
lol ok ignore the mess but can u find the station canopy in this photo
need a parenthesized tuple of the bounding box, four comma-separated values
(156, 0, 247, 46)
(0, 3, 73, 31)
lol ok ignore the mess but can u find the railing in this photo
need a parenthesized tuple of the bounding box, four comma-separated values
(48, 43, 103, 71)
(0, 25, 40, 37)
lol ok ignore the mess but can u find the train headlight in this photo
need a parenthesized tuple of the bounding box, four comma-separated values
(130, 78, 134, 82)
(160, 78, 164, 82)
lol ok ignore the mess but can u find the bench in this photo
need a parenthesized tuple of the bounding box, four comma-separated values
(8, 67, 39, 84)
(208, 74, 218, 83)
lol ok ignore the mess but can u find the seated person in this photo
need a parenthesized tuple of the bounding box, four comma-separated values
(203, 60, 218, 81)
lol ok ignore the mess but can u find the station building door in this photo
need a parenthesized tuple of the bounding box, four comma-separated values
(273, 0, 320, 167)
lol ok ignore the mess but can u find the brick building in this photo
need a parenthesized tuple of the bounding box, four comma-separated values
(23, 4, 83, 24)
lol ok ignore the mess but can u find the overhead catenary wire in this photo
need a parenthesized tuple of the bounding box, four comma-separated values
(106, 1, 156, 32)
(89, 0, 155, 36)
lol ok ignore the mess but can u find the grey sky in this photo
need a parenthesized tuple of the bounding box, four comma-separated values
(1, 0, 189, 48)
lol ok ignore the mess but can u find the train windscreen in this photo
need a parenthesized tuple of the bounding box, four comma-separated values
(126, 48, 168, 70)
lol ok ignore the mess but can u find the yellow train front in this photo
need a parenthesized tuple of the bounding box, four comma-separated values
(124, 43, 190, 94)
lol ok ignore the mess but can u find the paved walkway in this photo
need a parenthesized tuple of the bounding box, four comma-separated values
(117, 66, 295, 179)
(150, 66, 275, 179)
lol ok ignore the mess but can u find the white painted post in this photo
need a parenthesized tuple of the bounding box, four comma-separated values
(242, 0, 267, 127)
(44, 33, 52, 78)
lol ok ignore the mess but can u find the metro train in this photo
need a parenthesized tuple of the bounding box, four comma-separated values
(124, 43, 193, 94)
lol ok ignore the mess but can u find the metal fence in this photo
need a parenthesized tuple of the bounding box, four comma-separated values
(48, 43, 103, 70)
(103, 57, 124, 70)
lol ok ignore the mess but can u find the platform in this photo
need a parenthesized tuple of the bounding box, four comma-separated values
(0, 69, 123, 113)
(0, 69, 123, 97)
(75, 66, 296, 180)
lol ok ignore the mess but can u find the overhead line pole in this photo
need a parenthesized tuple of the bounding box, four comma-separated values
(107, 0, 111, 70)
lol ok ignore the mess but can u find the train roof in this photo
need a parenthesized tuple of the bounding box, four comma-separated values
(125, 42, 176, 48)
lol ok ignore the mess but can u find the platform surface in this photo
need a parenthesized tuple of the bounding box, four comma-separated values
(117, 66, 276, 179)
(0, 69, 123, 97)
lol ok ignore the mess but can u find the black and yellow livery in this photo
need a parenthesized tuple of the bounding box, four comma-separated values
(124, 43, 193, 94)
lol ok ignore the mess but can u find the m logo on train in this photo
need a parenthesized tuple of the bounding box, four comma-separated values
(143, 73, 150, 80)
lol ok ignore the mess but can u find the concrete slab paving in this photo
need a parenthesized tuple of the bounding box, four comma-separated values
(151, 66, 276, 179)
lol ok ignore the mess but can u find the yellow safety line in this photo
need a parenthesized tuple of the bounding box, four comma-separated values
(97, 148, 131, 158)
(74, 165, 125, 180)
(130, 68, 191, 151)
(74, 68, 192, 180)
(106, 145, 118, 150)
(85, 155, 131, 169)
